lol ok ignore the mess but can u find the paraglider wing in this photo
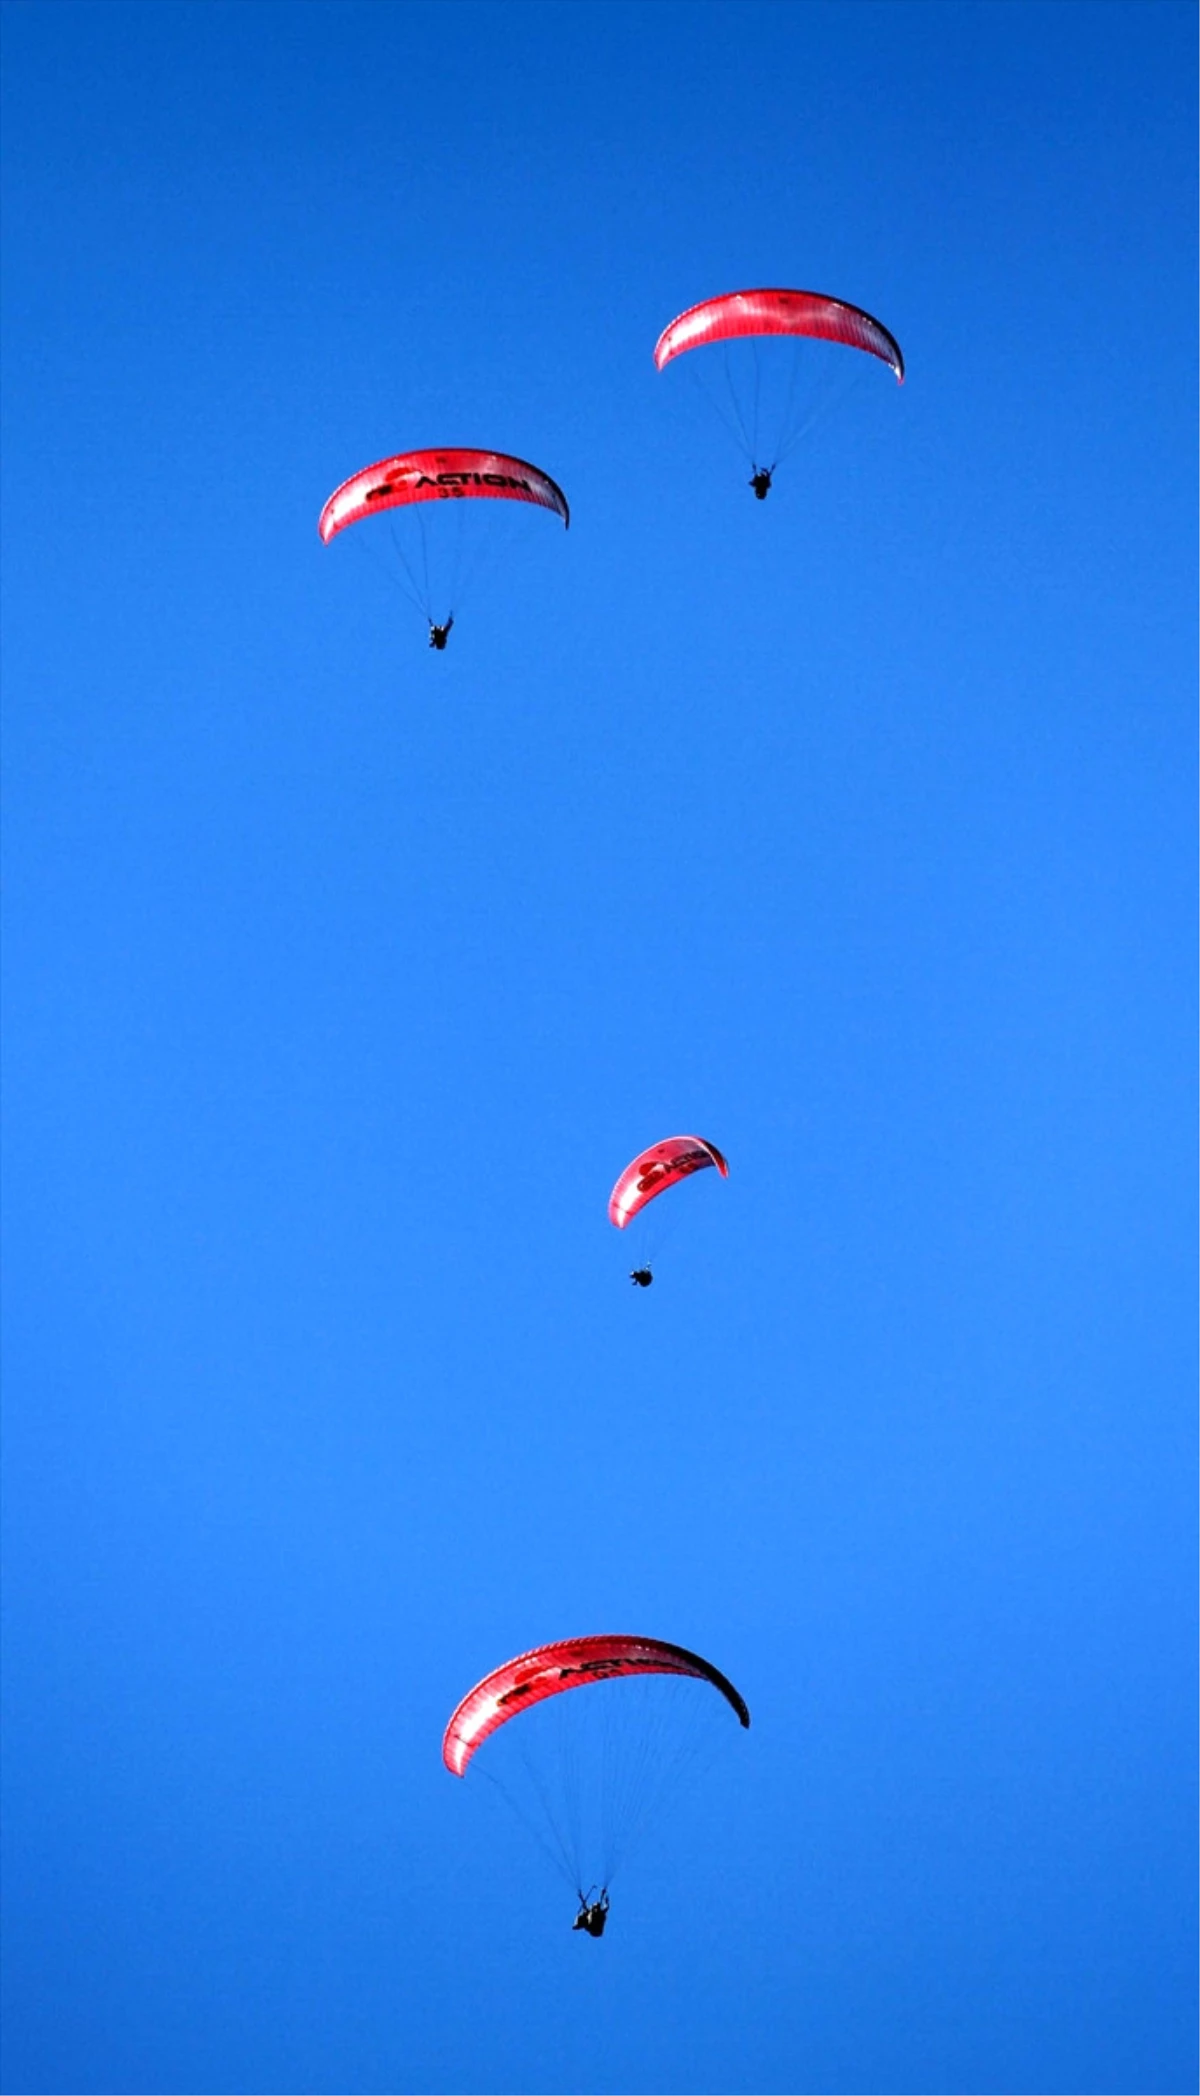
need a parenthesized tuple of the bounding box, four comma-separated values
(608, 1135, 729, 1230)
(318, 447, 570, 544)
(443, 1634, 750, 1777)
(654, 288, 904, 383)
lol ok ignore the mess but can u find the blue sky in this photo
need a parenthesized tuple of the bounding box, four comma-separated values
(1, 4, 1195, 2091)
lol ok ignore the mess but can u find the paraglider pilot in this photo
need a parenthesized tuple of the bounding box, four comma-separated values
(629, 1267, 653, 1288)
(429, 616, 454, 650)
(573, 1890, 610, 1937)
(749, 469, 772, 501)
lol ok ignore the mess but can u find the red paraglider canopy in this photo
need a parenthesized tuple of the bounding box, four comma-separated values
(608, 1135, 729, 1230)
(318, 447, 570, 544)
(654, 288, 904, 383)
(443, 1634, 750, 1777)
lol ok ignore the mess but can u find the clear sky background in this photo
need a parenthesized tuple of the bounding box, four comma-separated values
(2, 4, 1195, 2092)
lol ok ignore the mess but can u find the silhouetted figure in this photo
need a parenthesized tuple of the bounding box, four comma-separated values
(429, 616, 454, 650)
(630, 1267, 653, 1288)
(573, 1891, 610, 1937)
(749, 469, 772, 500)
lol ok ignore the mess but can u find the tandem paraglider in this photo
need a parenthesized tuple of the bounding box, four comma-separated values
(654, 286, 904, 498)
(319, 446, 569, 649)
(443, 1634, 750, 1933)
(609, 1134, 729, 1289)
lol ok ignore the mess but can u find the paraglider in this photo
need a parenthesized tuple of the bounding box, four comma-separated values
(443, 1634, 750, 1930)
(609, 1135, 729, 1288)
(654, 286, 904, 495)
(319, 447, 569, 645)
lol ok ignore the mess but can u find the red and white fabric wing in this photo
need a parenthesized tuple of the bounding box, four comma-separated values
(654, 288, 904, 382)
(608, 1135, 729, 1230)
(443, 1634, 749, 1777)
(319, 447, 570, 543)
